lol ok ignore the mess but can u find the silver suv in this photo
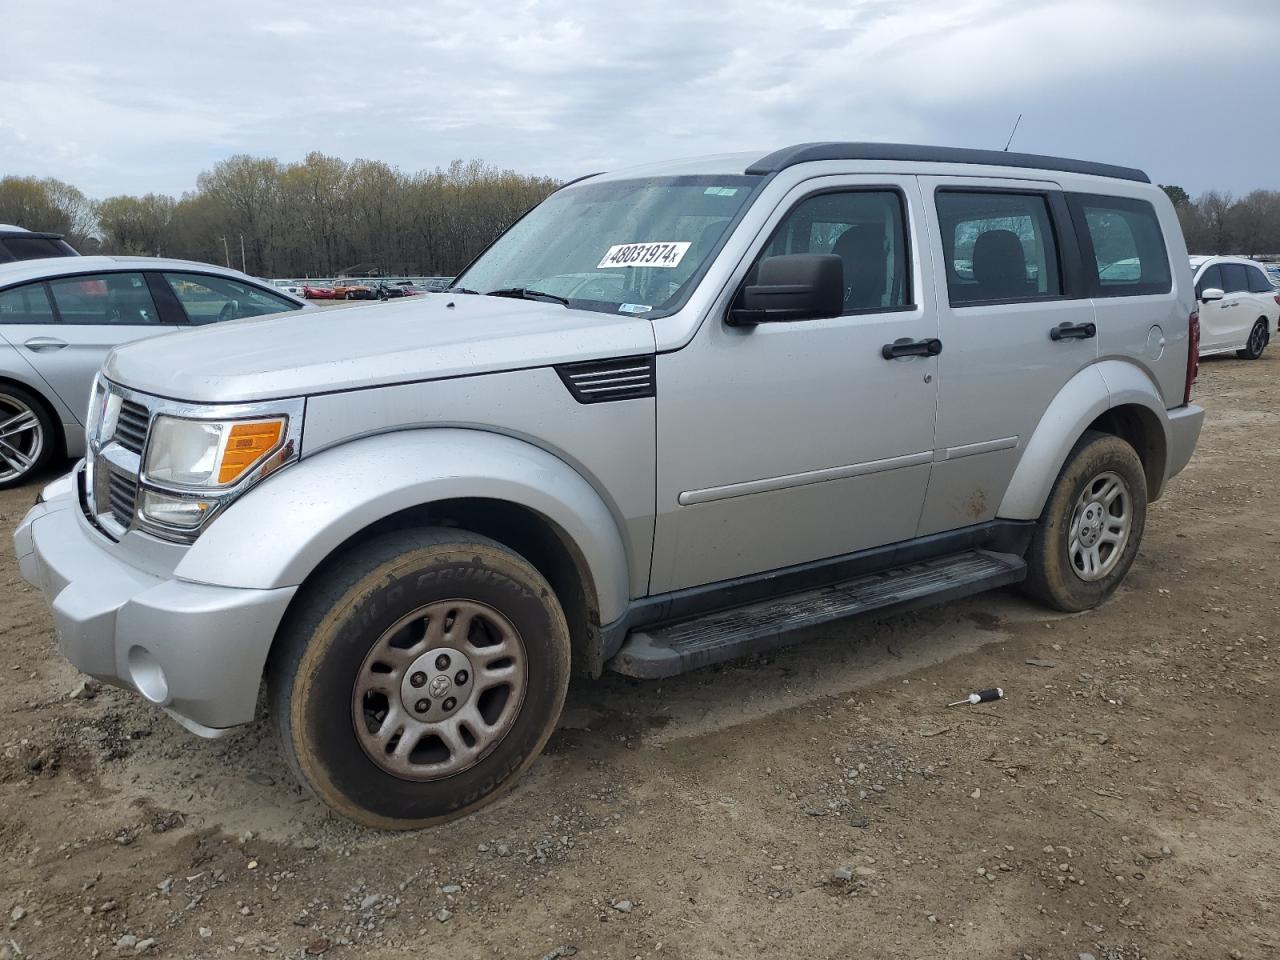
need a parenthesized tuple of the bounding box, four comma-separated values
(15, 143, 1204, 829)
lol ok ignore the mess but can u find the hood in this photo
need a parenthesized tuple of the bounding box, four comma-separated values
(104, 295, 656, 403)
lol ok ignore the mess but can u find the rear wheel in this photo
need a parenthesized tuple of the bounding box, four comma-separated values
(269, 528, 570, 829)
(0, 384, 54, 490)
(1236, 319, 1268, 359)
(1022, 431, 1147, 612)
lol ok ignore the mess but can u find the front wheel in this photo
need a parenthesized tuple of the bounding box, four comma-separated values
(1022, 431, 1147, 612)
(1236, 319, 1268, 359)
(269, 529, 571, 829)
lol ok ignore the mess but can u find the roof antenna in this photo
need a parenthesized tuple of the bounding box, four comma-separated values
(1003, 113, 1023, 152)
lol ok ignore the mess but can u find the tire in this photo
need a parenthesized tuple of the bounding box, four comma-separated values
(1236, 319, 1268, 359)
(268, 528, 571, 830)
(1021, 431, 1147, 613)
(0, 383, 55, 490)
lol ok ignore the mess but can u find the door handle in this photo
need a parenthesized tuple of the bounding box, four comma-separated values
(1049, 322, 1096, 341)
(23, 337, 68, 352)
(881, 337, 942, 359)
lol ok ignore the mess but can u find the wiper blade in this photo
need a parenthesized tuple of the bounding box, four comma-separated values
(445, 286, 480, 294)
(483, 287, 570, 307)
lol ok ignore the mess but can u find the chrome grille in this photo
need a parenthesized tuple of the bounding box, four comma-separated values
(107, 469, 138, 526)
(114, 399, 150, 454)
(82, 381, 155, 540)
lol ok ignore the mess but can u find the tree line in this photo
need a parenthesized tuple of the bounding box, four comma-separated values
(1160, 185, 1280, 259)
(3, 160, 1276, 278)
(0, 154, 560, 278)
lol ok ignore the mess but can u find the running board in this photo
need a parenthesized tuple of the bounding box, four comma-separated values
(607, 550, 1026, 679)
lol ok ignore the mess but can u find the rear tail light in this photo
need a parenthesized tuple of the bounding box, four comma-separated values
(1273, 294, 1280, 308)
(1183, 308, 1200, 405)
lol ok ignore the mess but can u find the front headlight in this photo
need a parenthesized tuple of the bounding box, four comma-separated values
(145, 415, 286, 488)
(132, 399, 302, 541)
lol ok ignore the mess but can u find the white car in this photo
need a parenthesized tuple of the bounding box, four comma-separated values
(0, 256, 312, 487)
(1189, 255, 1279, 359)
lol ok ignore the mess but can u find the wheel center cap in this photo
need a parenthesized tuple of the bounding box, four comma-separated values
(399, 646, 475, 723)
(1079, 503, 1104, 546)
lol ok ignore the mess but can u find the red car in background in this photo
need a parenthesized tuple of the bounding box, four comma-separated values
(302, 284, 337, 299)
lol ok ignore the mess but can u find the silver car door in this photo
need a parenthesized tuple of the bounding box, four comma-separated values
(650, 175, 940, 594)
(916, 177, 1098, 536)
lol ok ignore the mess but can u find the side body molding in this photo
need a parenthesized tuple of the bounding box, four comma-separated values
(173, 429, 632, 623)
(998, 360, 1172, 520)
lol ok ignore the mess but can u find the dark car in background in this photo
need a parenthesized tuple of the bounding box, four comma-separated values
(374, 280, 420, 299)
(0, 225, 79, 263)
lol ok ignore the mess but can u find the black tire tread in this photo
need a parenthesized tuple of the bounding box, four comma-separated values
(1021, 430, 1147, 613)
(268, 526, 570, 830)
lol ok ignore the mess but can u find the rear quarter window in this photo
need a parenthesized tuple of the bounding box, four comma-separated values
(1067, 194, 1171, 297)
(0, 237, 70, 262)
(1247, 266, 1273, 294)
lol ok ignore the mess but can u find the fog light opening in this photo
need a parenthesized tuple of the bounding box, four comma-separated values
(127, 646, 169, 704)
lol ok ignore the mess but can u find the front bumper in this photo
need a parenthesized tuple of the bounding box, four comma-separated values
(15, 491, 296, 735)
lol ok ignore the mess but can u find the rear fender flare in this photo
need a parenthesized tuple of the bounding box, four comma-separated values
(998, 361, 1170, 520)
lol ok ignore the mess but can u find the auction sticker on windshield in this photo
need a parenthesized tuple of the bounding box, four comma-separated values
(597, 241, 691, 269)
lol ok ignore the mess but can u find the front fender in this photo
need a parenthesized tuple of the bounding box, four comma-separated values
(173, 429, 632, 623)
(998, 361, 1171, 520)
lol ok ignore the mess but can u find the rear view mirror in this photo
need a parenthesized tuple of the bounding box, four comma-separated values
(729, 254, 843, 326)
(1200, 287, 1225, 302)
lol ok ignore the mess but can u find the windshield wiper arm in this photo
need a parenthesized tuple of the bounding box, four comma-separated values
(483, 287, 570, 307)
(445, 286, 480, 294)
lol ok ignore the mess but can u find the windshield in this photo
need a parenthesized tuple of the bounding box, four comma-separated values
(453, 175, 762, 317)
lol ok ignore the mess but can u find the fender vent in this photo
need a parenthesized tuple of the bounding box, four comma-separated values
(556, 355, 655, 403)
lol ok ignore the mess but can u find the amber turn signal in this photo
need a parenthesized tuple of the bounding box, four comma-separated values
(217, 419, 285, 485)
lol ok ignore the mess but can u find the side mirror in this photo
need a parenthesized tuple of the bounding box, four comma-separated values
(729, 254, 843, 326)
(1200, 287, 1225, 303)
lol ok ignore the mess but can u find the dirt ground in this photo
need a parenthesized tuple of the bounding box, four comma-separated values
(0, 355, 1277, 960)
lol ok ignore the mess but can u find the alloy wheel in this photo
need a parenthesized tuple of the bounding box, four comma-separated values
(351, 599, 528, 781)
(1067, 470, 1131, 582)
(0, 393, 44, 484)
(1249, 322, 1266, 356)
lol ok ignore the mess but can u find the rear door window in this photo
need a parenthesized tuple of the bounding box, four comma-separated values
(934, 191, 1062, 305)
(1067, 195, 1171, 296)
(0, 283, 55, 324)
(47, 273, 163, 325)
(163, 272, 300, 325)
(1218, 263, 1249, 294)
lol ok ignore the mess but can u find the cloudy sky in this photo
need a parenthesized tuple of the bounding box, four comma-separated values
(3, 0, 1277, 199)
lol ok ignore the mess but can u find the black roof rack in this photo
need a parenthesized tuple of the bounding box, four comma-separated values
(745, 142, 1149, 184)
